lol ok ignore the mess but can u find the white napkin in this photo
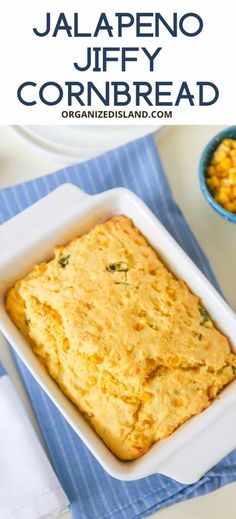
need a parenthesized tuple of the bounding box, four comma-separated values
(0, 369, 69, 519)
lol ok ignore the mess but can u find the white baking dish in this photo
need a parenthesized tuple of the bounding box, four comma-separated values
(0, 183, 236, 484)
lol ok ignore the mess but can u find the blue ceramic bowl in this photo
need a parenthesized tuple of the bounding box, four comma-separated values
(199, 126, 236, 223)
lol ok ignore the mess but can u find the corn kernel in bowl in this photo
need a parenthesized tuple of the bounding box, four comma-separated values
(207, 139, 236, 214)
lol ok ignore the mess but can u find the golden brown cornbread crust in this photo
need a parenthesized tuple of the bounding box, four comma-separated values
(6, 216, 236, 460)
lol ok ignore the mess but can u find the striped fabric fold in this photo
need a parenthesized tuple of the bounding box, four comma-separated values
(0, 134, 236, 519)
(0, 364, 6, 378)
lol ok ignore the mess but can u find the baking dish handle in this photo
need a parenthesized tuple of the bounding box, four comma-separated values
(0, 183, 90, 266)
(156, 400, 236, 484)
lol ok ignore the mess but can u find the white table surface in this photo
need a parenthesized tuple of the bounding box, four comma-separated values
(0, 125, 235, 519)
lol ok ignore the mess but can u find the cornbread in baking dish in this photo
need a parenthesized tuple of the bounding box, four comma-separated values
(6, 216, 236, 460)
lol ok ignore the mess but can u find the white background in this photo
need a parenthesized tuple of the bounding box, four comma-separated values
(0, 125, 236, 518)
(1, 0, 236, 124)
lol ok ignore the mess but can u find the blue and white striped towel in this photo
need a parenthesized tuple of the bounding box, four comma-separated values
(1, 134, 236, 519)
